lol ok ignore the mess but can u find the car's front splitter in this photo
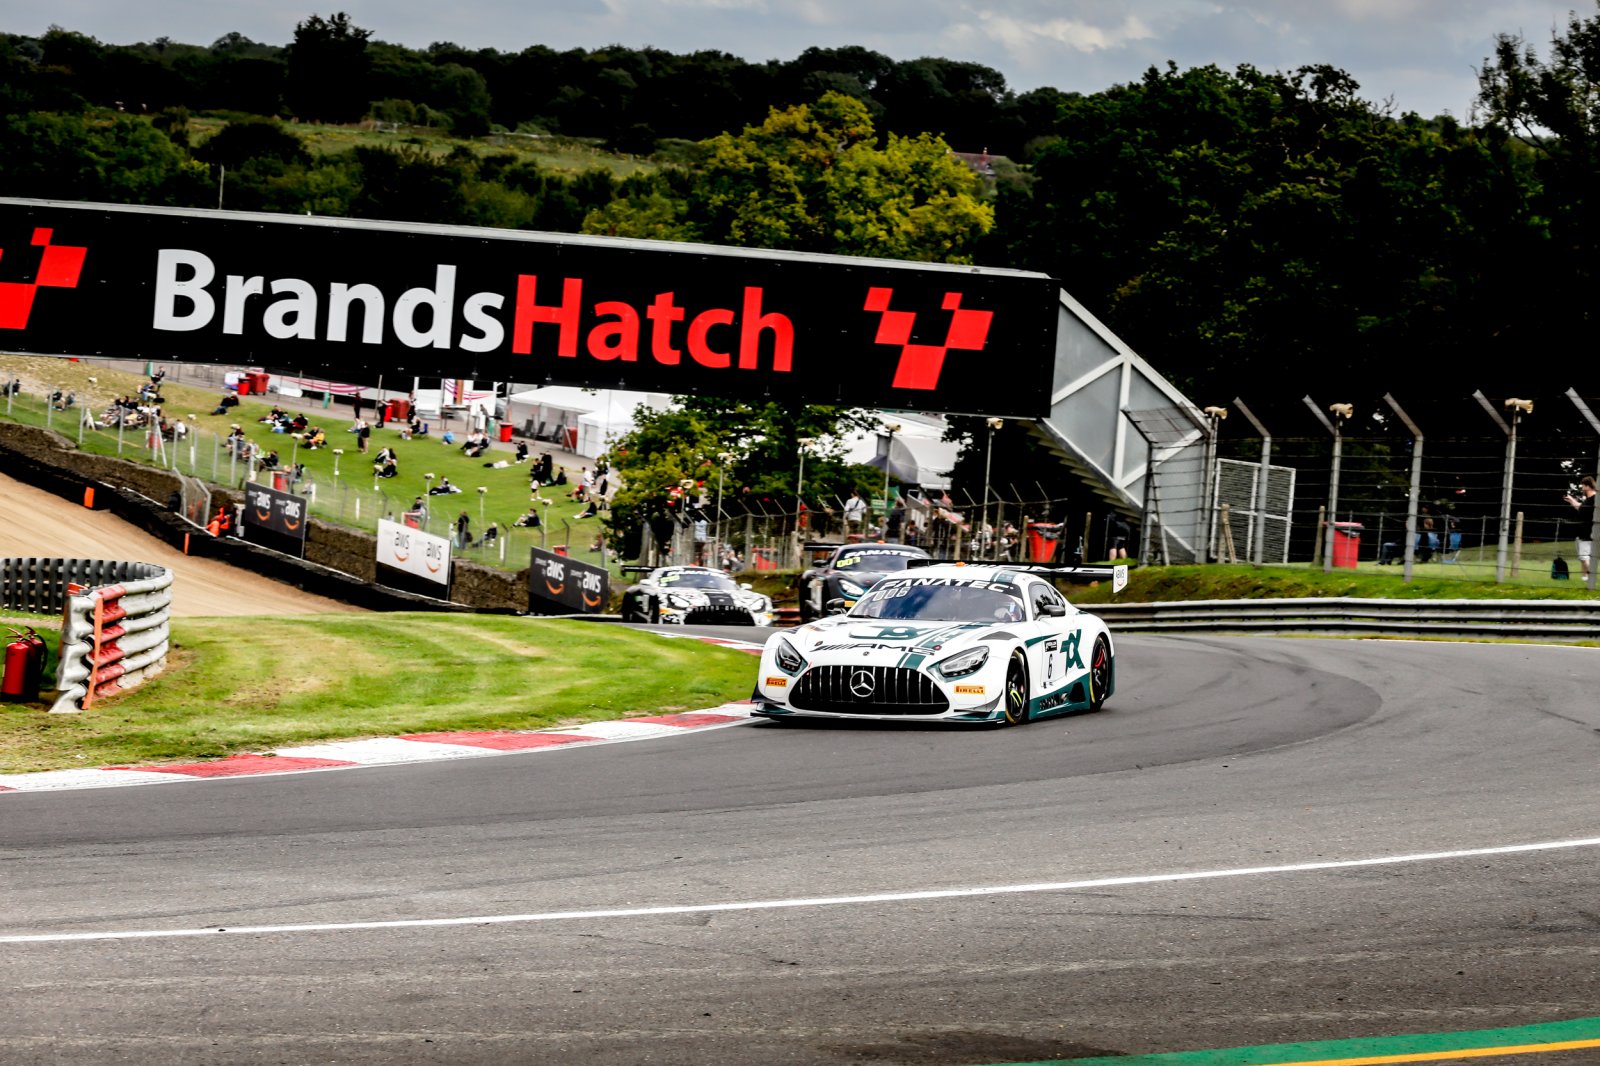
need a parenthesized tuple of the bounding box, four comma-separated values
(749, 700, 1004, 725)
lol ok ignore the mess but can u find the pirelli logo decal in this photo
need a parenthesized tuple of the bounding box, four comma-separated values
(764, 676, 788, 688)
(954, 684, 985, 695)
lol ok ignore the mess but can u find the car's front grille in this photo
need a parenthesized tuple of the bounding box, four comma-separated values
(789, 665, 949, 715)
(686, 605, 753, 625)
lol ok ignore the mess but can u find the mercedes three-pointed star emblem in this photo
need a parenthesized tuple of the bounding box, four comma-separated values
(849, 669, 875, 699)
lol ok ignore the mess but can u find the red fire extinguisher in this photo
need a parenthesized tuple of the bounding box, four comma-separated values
(2, 627, 47, 702)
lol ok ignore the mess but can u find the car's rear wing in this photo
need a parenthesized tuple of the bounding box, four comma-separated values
(620, 565, 655, 575)
(907, 559, 1129, 594)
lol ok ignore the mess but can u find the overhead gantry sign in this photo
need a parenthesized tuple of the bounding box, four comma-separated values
(0, 199, 1059, 419)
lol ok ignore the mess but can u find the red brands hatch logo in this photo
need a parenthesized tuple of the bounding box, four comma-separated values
(0, 229, 88, 330)
(863, 287, 993, 390)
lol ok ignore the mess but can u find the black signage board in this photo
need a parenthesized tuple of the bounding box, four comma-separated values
(241, 482, 308, 557)
(0, 199, 1058, 418)
(528, 545, 610, 615)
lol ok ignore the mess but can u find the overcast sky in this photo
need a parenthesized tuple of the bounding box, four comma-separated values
(6, 0, 1592, 120)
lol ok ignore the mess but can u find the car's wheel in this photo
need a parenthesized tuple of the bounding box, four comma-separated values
(1002, 652, 1029, 725)
(649, 599, 660, 625)
(1088, 635, 1112, 711)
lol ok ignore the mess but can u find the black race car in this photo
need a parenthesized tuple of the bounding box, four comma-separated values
(795, 542, 931, 622)
(619, 565, 774, 626)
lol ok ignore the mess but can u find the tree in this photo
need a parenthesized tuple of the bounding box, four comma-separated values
(194, 116, 308, 168)
(690, 91, 992, 261)
(993, 61, 1526, 398)
(603, 400, 881, 549)
(285, 12, 371, 123)
(1476, 3, 1600, 351)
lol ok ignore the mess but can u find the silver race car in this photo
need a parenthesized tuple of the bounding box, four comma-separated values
(620, 565, 775, 626)
(752, 562, 1126, 724)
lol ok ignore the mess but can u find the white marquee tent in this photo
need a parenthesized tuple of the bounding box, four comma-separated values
(506, 387, 668, 458)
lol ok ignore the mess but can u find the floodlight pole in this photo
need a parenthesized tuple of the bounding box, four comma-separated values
(1383, 394, 1424, 584)
(982, 418, 1002, 559)
(795, 437, 814, 543)
(1303, 397, 1349, 574)
(1473, 390, 1518, 584)
(1232, 399, 1271, 566)
(1567, 388, 1600, 590)
(715, 453, 733, 567)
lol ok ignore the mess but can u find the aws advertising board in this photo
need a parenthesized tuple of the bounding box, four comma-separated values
(0, 198, 1058, 418)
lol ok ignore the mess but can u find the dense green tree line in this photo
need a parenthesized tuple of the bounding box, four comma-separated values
(1, 18, 1060, 154)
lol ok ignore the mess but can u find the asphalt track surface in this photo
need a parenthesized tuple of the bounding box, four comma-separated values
(3, 623, 1598, 1066)
(0, 470, 361, 616)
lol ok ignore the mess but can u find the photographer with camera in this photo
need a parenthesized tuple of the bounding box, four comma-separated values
(1563, 476, 1597, 582)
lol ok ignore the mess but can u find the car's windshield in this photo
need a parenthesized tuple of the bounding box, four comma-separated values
(657, 570, 736, 590)
(850, 580, 1026, 622)
(833, 548, 926, 573)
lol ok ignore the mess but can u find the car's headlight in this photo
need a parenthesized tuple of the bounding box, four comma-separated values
(838, 579, 866, 597)
(665, 593, 692, 609)
(773, 638, 806, 674)
(936, 646, 989, 679)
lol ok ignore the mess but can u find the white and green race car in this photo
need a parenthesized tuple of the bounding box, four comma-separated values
(752, 562, 1127, 725)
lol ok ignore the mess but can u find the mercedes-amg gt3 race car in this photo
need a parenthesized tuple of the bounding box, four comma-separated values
(753, 562, 1127, 725)
(795, 542, 931, 621)
(620, 565, 775, 626)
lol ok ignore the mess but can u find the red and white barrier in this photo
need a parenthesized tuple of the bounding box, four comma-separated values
(52, 566, 172, 713)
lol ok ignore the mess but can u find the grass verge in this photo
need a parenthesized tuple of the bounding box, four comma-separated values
(1068, 563, 1600, 604)
(0, 615, 755, 773)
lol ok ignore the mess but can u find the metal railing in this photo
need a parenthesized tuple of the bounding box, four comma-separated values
(1082, 597, 1600, 640)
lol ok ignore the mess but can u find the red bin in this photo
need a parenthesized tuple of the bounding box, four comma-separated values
(1331, 521, 1363, 569)
(498, 423, 514, 443)
(1025, 522, 1063, 562)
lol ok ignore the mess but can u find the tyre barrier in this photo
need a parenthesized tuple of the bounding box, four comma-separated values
(0, 558, 173, 713)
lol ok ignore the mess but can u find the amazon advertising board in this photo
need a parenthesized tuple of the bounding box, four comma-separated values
(528, 545, 609, 616)
(0, 198, 1058, 418)
(376, 518, 452, 598)
(241, 483, 307, 557)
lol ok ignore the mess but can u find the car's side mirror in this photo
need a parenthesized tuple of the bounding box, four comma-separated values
(1037, 601, 1067, 617)
(824, 597, 848, 614)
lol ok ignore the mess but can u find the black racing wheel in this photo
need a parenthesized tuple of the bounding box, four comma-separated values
(1002, 652, 1029, 725)
(1088, 635, 1112, 711)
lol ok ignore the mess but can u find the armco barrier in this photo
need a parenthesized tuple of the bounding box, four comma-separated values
(1082, 597, 1600, 640)
(1, 558, 173, 713)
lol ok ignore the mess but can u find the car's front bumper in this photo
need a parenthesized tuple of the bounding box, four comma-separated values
(749, 699, 1005, 724)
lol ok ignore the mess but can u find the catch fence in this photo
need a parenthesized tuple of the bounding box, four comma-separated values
(1121, 391, 1600, 590)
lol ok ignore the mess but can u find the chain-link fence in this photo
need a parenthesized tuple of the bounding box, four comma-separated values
(1131, 391, 1600, 590)
(0, 383, 600, 571)
(633, 483, 1124, 574)
(7, 372, 1597, 592)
